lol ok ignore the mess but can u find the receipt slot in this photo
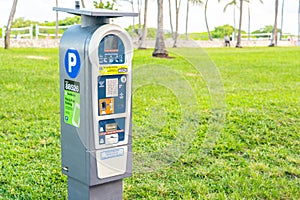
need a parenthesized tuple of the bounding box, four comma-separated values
(54, 7, 137, 200)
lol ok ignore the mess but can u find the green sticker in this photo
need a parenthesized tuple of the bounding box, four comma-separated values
(64, 79, 80, 127)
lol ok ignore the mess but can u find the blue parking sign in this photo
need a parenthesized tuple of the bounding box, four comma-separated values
(65, 48, 81, 78)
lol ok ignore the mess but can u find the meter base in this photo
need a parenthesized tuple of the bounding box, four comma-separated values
(68, 177, 123, 200)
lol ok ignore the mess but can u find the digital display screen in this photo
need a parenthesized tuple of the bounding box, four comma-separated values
(104, 36, 118, 52)
(99, 34, 125, 65)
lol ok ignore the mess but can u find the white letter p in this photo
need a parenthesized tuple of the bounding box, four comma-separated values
(68, 52, 77, 73)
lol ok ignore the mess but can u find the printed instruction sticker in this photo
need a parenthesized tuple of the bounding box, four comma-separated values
(106, 78, 118, 97)
(99, 65, 128, 75)
(64, 79, 80, 127)
(100, 148, 125, 160)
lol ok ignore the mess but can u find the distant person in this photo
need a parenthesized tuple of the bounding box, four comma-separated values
(15, 33, 20, 39)
(288, 35, 296, 46)
(224, 34, 230, 47)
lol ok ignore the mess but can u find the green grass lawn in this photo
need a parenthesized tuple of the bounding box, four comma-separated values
(0, 47, 299, 199)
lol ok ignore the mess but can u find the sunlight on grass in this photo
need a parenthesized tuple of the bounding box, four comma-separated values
(0, 47, 299, 199)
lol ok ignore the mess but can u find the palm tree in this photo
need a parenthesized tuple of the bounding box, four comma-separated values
(298, 0, 300, 46)
(222, 0, 262, 43)
(173, 0, 182, 47)
(81, 0, 86, 8)
(55, 0, 58, 39)
(204, 0, 213, 41)
(138, 0, 148, 49)
(185, 0, 189, 40)
(168, 0, 174, 39)
(270, 0, 279, 46)
(247, 0, 263, 40)
(221, 0, 246, 47)
(153, 0, 168, 57)
(236, 0, 243, 47)
(191, 1, 209, 40)
(233, 5, 236, 41)
(137, 0, 142, 38)
(222, 0, 244, 47)
(220, 1, 238, 42)
(247, 2, 250, 40)
(5, 0, 18, 49)
(280, 0, 285, 40)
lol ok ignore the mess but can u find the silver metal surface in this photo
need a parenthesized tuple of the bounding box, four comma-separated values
(53, 7, 138, 18)
(58, 7, 134, 199)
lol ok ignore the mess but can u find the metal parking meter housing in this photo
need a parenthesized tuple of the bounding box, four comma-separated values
(54, 7, 137, 200)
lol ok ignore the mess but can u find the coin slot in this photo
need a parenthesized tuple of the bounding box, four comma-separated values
(106, 123, 117, 132)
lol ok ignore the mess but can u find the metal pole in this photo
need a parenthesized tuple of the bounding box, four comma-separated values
(56, 0, 59, 39)
(131, 0, 134, 39)
(298, 0, 300, 45)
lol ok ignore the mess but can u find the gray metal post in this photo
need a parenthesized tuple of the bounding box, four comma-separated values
(68, 178, 123, 200)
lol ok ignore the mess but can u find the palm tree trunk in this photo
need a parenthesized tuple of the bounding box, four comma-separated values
(236, 0, 243, 47)
(55, 0, 58, 39)
(298, 0, 300, 46)
(271, 0, 279, 46)
(131, 2, 135, 39)
(81, 0, 85, 8)
(168, 0, 174, 39)
(138, 0, 148, 49)
(153, 0, 168, 57)
(205, 0, 213, 41)
(5, 0, 18, 49)
(248, 2, 250, 41)
(280, 0, 284, 40)
(233, 6, 236, 41)
(185, 0, 189, 40)
(137, 0, 142, 39)
(173, 0, 181, 47)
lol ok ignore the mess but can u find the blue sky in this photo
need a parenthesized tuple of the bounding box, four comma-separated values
(0, 0, 298, 35)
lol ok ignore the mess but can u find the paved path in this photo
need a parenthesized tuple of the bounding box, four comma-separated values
(0, 38, 297, 48)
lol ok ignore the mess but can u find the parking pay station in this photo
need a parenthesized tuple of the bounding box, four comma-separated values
(54, 6, 137, 200)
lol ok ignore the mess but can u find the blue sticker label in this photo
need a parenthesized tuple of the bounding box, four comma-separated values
(65, 49, 80, 78)
(100, 148, 124, 160)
